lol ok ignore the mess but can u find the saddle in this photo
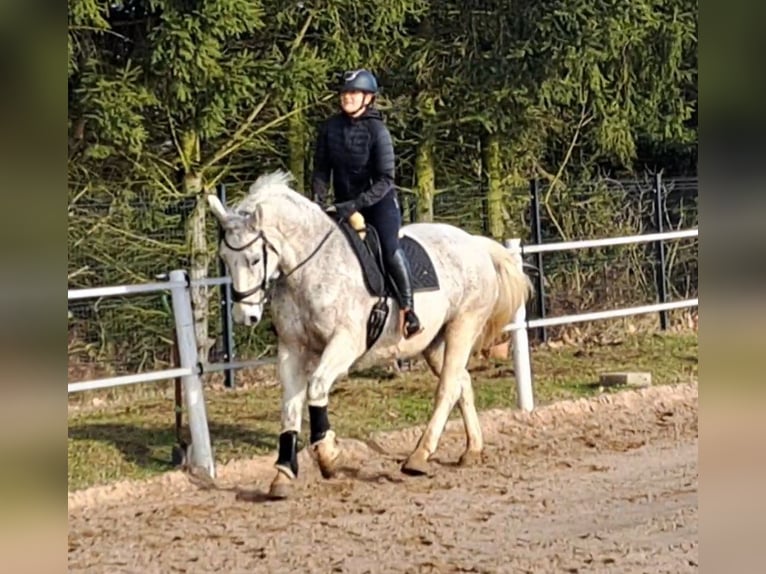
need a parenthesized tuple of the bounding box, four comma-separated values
(330, 213, 440, 348)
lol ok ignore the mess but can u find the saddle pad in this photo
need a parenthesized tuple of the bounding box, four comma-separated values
(334, 219, 440, 298)
(402, 235, 440, 292)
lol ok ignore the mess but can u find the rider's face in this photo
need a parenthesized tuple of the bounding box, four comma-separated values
(340, 90, 372, 116)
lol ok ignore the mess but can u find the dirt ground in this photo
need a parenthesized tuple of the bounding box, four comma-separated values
(68, 382, 698, 573)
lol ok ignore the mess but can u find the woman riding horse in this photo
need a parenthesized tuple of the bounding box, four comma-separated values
(311, 68, 422, 339)
(208, 170, 534, 498)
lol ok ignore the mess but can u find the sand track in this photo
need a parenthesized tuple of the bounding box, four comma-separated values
(69, 383, 698, 573)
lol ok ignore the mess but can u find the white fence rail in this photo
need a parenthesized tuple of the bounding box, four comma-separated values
(68, 227, 698, 480)
(516, 228, 697, 254)
(504, 298, 698, 332)
(68, 368, 195, 393)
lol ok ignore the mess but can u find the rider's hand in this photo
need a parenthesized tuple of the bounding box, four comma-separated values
(330, 200, 357, 219)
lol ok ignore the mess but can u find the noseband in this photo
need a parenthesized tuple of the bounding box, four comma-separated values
(223, 227, 335, 304)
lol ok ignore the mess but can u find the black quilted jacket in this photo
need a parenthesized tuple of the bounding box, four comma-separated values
(311, 107, 395, 209)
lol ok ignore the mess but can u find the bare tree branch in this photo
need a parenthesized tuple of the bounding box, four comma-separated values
(201, 12, 315, 172)
(541, 104, 594, 241)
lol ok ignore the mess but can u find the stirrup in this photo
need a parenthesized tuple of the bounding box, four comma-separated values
(399, 308, 423, 339)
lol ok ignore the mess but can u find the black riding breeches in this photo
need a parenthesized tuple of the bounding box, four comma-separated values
(360, 192, 401, 267)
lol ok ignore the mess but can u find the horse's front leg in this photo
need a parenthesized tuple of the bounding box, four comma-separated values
(306, 331, 361, 479)
(269, 343, 310, 499)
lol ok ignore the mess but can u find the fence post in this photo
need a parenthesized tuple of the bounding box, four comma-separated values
(505, 239, 535, 412)
(529, 178, 547, 342)
(169, 269, 216, 479)
(653, 173, 669, 330)
(216, 183, 236, 388)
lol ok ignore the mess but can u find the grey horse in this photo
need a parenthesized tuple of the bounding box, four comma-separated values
(207, 170, 533, 499)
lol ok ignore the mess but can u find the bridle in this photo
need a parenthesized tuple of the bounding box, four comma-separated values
(223, 230, 272, 303)
(222, 227, 335, 304)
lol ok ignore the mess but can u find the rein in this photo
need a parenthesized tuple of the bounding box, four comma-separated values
(223, 226, 336, 303)
(280, 228, 335, 281)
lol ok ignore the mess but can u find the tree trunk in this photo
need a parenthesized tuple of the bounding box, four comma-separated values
(181, 131, 211, 361)
(287, 108, 305, 194)
(414, 135, 435, 222)
(400, 192, 411, 224)
(412, 15, 436, 224)
(483, 133, 505, 241)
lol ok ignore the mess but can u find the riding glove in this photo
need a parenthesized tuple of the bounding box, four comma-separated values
(331, 200, 358, 219)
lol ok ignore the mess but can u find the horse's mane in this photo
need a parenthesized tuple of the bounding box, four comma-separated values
(235, 170, 317, 215)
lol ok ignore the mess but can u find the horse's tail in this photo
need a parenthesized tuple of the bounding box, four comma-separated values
(471, 235, 534, 353)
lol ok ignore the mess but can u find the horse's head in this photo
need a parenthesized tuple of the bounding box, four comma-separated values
(207, 194, 281, 326)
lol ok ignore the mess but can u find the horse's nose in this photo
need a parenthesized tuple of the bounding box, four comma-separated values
(244, 312, 261, 326)
(233, 302, 263, 326)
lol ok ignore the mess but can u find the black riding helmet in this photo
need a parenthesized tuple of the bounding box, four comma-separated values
(339, 69, 379, 94)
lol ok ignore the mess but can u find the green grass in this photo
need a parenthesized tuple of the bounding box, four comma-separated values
(67, 332, 697, 491)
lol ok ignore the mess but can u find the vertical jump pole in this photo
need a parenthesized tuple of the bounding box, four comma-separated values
(169, 269, 215, 478)
(653, 172, 669, 330)
(217, 183, 236, 388)
(529, 178, 548, 342)
(505, 239, 535, 412)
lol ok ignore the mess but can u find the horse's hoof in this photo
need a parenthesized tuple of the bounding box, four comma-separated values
(312, 430, 340, 479)
(401, 449, 432, 476)
(458, 450, 483, 467)
(268, 470, 293, 500)
(268, 482, 291, 500)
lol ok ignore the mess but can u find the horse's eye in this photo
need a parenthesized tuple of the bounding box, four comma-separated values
(249, 256, 261, 267)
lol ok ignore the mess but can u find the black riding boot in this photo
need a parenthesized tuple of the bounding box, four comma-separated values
(388, 248, 422, 338)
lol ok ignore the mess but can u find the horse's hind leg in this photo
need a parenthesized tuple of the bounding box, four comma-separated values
(455, 373, 483, 467)
(422, 336, 484, 467)
(402, 320, 479, 475)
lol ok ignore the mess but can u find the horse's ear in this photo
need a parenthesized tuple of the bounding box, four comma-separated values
(207, 194, 228, 224)
(248, 203, 264, 229)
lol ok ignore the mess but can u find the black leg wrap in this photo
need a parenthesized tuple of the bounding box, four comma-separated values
(275, 431, 299, 477)
(309, 405, 331, 444)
